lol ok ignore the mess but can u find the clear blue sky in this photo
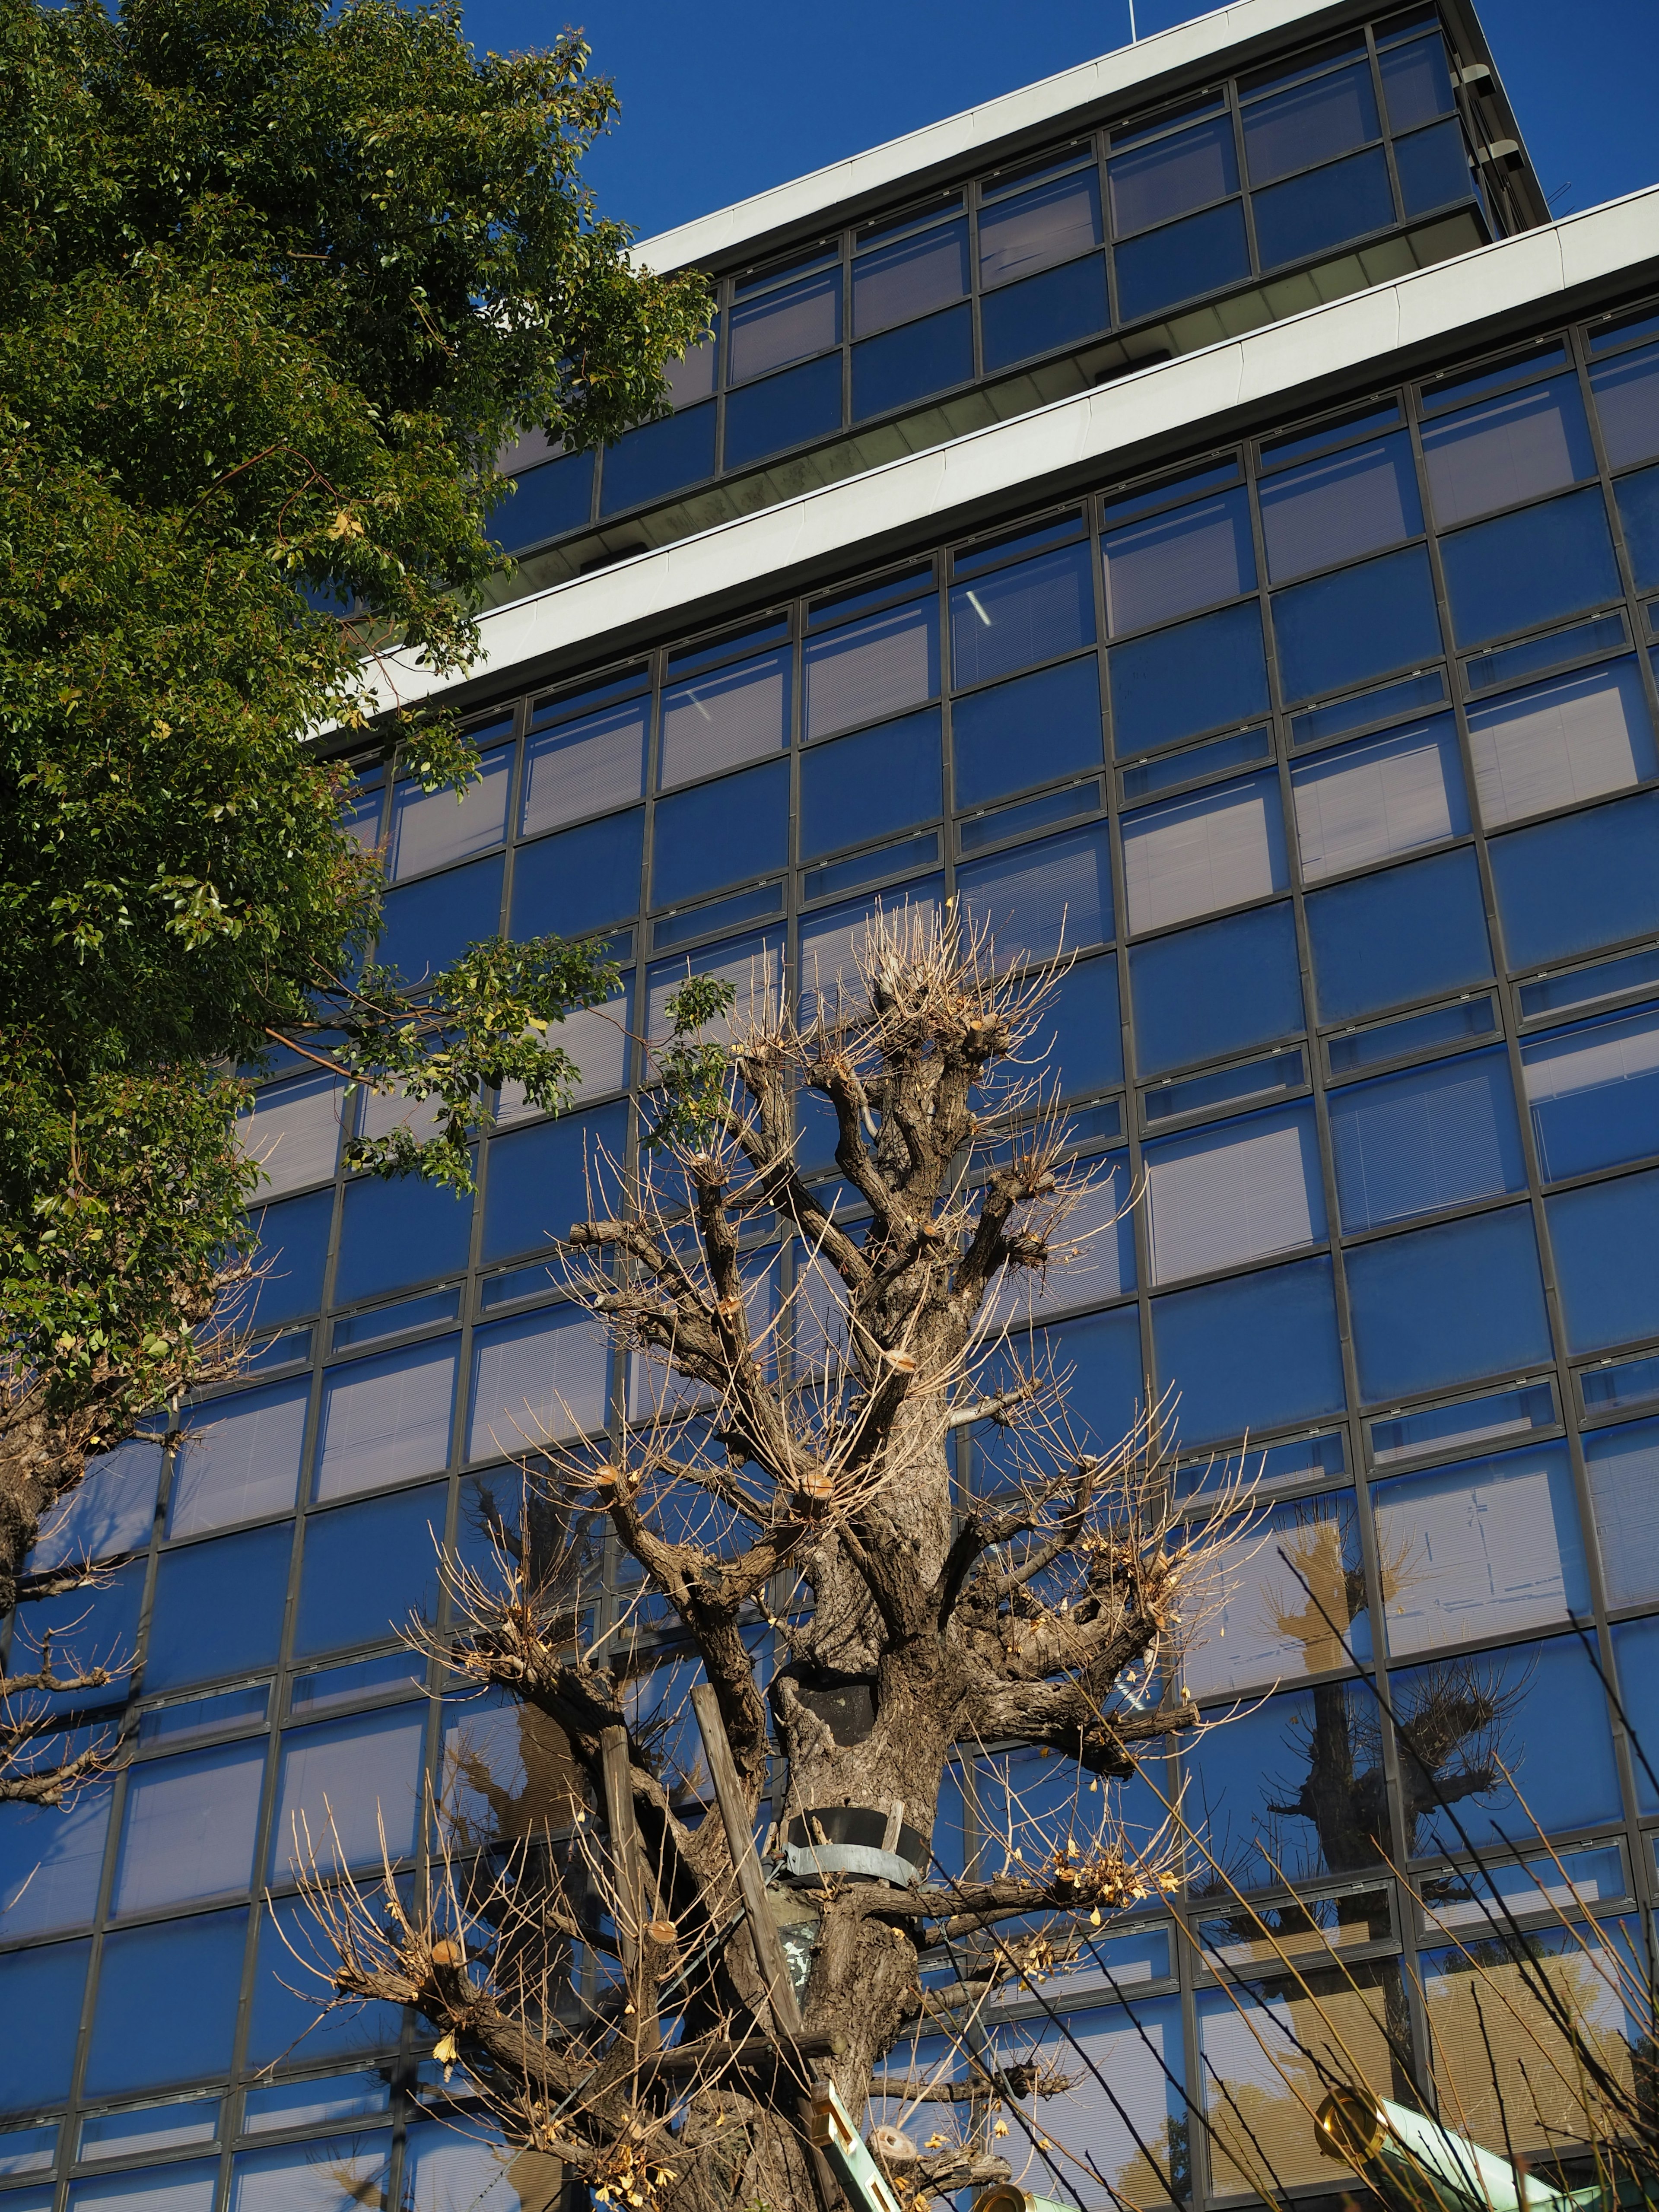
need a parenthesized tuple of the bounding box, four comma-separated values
(457, 0, 1657, 244)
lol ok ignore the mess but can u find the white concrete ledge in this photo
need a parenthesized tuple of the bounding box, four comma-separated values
(370, 188, 1659, 718)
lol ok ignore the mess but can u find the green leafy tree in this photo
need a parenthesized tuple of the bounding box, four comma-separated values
(0, 0, 710, 1791)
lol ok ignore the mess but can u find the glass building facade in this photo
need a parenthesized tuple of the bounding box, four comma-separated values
(7, 2, 1659, 2207)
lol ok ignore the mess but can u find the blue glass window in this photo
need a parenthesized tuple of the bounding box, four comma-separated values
(483, 1103, 626, 1269)
(74, 2158, 219, 2210)
(168, 1376, 309, 1539)
(1524, 1003, 1659, 1181)
(245, 1894, 405, 2066)
(1182, 1684, 1379, 1882)
(1272, 543, 1443, 705)
(1589, 340, 1659, 470)
(1439, 485, 1622, 650)
(0, 1753, 111, 1937)
(723, 354, 843, 471)
(1043, 953, 1124, 1097)
(800, 708, 941, 859)
(1109, 115, 1239, 235)
(1291, 715, 1468, 882)
(1146, 1102, 1326, 1284)
(488, 451, 591, 553)
(951, 655, 1104, 810)
(729, 264, 839, 383)
(0, 1939, 91, 2114)
(1109, 599, 1270, 754)
(1306, 848, 1492, 1023)
(240, 1069, 343, 1198)
(521, 695, 647, 835)
(1395, 120, 1475, 216)
(1121, 725, 1271, 798)
(1114, 200, 1251, 324)
(1466, 659, 1656, 829)
(1488, 789, 1659, 969)
(1129, 902, 1304, 1078)
(1345, 1205, 1552, 1402)
(1102, 486, 1254, 636)
(468, 1303, 610, 1460)
(1380, 34, 1456, 130)
(852, 216, 969, 336)
(981, 253, 1108, 372)
(373, 853, 503, 985)
(1252, 146, 1395, 269)
(1186, 1492, 1369, 1703)
(599, 402, 716, 516)
(314, 1336, 458, 1502)
(240, 1189, 332, 1326)
(84, 1907, 248, 2098)
(950, 541, 1095, 687)
(804, 597, 938, 741)
(1394, 1635, 1620, 1854)
(1546, 1164, 1659, 1354)
(270, 1703, 426, 1882)
(386, 741, 512, 884)
(1422, 373, 1597, 530)
(1259, 433, 1423, 584)
(1330, 1048, 1526, 1232)
(229, 2133, 392, 2212)
(294, 1482, 446, 1660)
(852, 303, 973, 419)
(1372, 1443, 1587, 1656)
(32, 1429, 164, 1571)
(1243, 59, 1379, 185)
(1122, 771, 1287, 934)
(113, 1739, 265, 1915)
(956, 823, 1112, 970)
(652, 757, 788, 909)
(1615, 1615, 1659, 1813)
(510, 808, 644, 941)
(1583, 1416, 1659, 1610)
(14, 1560, 143, 1720)
(660, 648, 789, 791)
(1154, 1255, 1345, 1449)
(334, 1170, 472, 1308)
(979, 167, 1103, 288)
(145, 1520, 292, 1693)
(1615, 461, 1659, 592)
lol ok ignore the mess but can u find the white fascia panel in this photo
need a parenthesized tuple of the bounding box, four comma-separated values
(367, 188, 1659, 718)
(632, 0, 1351, 275)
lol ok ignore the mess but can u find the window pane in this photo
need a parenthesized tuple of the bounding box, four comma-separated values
(1380, 33, 1456, 129)
(1524, 1002, 1659, 1181)
(387, 743, 512, 882)
(145, 1520, 292, 1692)
(1395, 1635, 1620, 1853)
(1244, 60, 1380, 185)
(984, 1998, 1186, 2209)
(32, 1430, 164, 1571)
(0, 1778, 111, 1938)
(952, 656, 1103, 809)
(978, 1153, 1137, 1328)
(1396, 117, 1474, 216)
(1373, 1442, 1587, 1657)
(660, 650, 789, 790)
(980, 251, 1109, 371)
(1102, 486, 1255, 636)
(1467, 658, 1657, 827)
(804, 597, 938, 740)
(72, 2163, 219, 2212)
(293, 1483, 446, 1660)
(436, 1689, 584, 1850)
(1489, 789, 1659, 969)
(84, 1907, 248, 2098)
(1331, 1048, 1525, 1232)
(1584, 1416, 1659, 1609)
(113, 1740, 264, 1916)
(851, 302, 973, 418)
(957, 824, 1112, 967)
(1044, 952, 1125, 1097)
(1112, 198, 1250, 324)
(403, 2119, 566, 2212)
(1184, 1492, 1367, 1699)
(467, 1304, 610, 1461)
(597, 401, 716, 515)
(245, 1894, 404, 2067)
(1253, 145, 1394, 268)
(1548, 1164, 1659, 1354)
(1589, 339, 1659, 470)
(799, 708, 941, 859)
(1615, 462, 1659, 591)
(521, 698, 647, 835)
(652, 757, 788, 910)
(334, 1172, 472, 1308)
(1109, 599, 1270, 753)
(1122, 771, 1287, 934)
(496, 976, 632, 1124)
(487, 451, 591, 553)
(1183, 1685, 1382, 1884)
(239, 1189, 333, 1328)
(1129, 903, 1304, 1078)
(728, 266, 840, 384)
(510, 808, 645, 940)
(270, 1704, 425, 1881)
(950, 542, 1095, 687)
(230, 2132, 392, 2212)
(979, 168, 1103, 288)
(1424, 373, 1597, 531)
(313, 1336, 457, 1501)
(168, 1378, 308, 1539)
(1153, 1255, 1344, 1446)
(0, 1940, 90, 2115)
(483, 1107, 625, 1270)
(1146, 1101, 1325, 1283)
(1109, 116, 1238, 235)
(647, 930, 784, 1047)
(1292, 714, 1467, 881)
(1440, 484, 1621, 650)
(1345, 1204, 1552, 1402)
(722, 352, 843, 470)
(798, 878, 942, 1029)
(374, 852, 502, 984)
(852, 217, 968, 336)
(1272, 543, 1443, 705)
(1306, 847, 1491, 1023)
(239, 1072, 343, 1199)
(1259, 432, 1423, 584)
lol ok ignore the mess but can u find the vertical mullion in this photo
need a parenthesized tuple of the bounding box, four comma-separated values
(1229, 88, 1262, 280)
(1367, 23, 1408, 229)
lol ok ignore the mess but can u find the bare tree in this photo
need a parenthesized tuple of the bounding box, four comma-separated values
(308, 908, 1243, 2211)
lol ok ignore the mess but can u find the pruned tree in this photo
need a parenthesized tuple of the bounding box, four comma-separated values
(305, 909, 1246, 2211)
